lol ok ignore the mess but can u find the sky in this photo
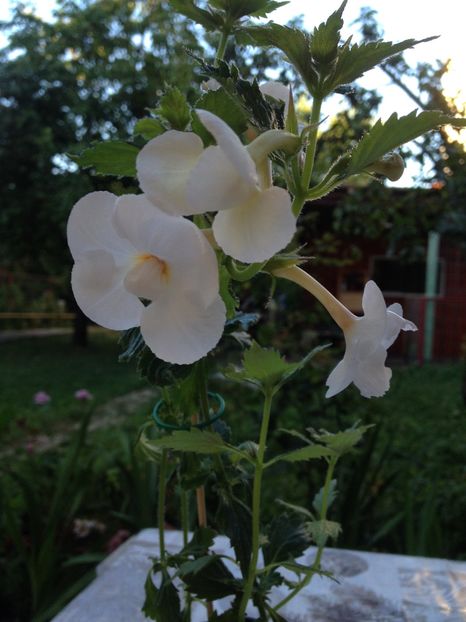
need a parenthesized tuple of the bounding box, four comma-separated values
(1, 0, 464, 184)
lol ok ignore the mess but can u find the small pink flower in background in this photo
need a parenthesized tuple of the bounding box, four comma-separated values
(74, 388, 93, 401)
(106, 529, 130, 553)
(33, 391, 51, 405)
(25, 441, 35, 454)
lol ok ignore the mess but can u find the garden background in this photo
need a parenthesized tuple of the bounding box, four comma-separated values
(0, 1, 465, 621)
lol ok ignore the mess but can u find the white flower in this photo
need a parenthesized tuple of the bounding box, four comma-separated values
(67, 191, 226, 365)
(259, 81, 291, 117)
(325, 281, 417, 398)
(273, 267, 417, 399)
(136, 110, 296, 264)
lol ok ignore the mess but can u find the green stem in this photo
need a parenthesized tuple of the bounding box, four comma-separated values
(238, 388, 274, 621)
(226, 257, 267, 282)
(273, 455, 338, 612)
(215, 29, 230, 65)
(181, 488, 190, 548)
(301, 98, 323, 191)
(158, 449, 168, 563)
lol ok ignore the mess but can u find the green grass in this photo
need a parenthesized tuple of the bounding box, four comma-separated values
(0, 330, 146, 440)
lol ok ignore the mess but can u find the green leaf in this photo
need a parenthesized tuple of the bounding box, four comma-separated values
(180, 555, 239, 600)
(311, 423, 374, 456)
(73, 141, 139, 177)
(312, 479, 338, 515)
(170, 0, 223, 31)
(137, 425, 163, 464)
(180, 527, 217, 557)
(133, 117, 165, 140)
(219, 263, 239, 320)
(156, 86, 191, 130)
(195, 88, 249, 136)
(209, 0, 288, 20)
(307, 519, 341, 547)
(244, 24, 318, 96)
(275, 499, 314, 521)
(263, 513, 311, 566)
(216, 495, 252, 576)
(142, 570, 182, 622)
(266, 443, 335, 467)
(326, 37, 436, 95)
(309, 1, 346, 67)
(345, 110, 466, 177)
(150, 429, 227, 454)
(227, 342, 328, 394)
(226, 341, 295, 391)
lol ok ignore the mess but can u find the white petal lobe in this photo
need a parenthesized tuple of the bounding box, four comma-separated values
(141, 294, 226, 365)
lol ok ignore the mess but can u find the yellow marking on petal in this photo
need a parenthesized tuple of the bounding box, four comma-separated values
(134, 253, 170, 282)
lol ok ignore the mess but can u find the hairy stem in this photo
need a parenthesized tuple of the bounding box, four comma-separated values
(238, 388, 274, 621)
(273, 455, 338, 612)
(301, 98, 323, 190)
(158, 449, 168, 563)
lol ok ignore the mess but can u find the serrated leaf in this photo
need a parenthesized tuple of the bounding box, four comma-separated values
(142, 570, 182, 622)
(226, 341, 296, 391)
(227, 342, 328, 393)
(180, 555, 239, 600)
(216, 494, 252, 576)
(195, 88, 249, 135)
(312, 424, 373, 456)
(309, 0, 346, 66)
(180, 527, 217, 557)
(326, 37, 436, 95)
(345, 110, 466, 176)
(209, 0, 287, 20)
(133, 117, 165, 140)
(307, 519, 341, 547)
(73, 141, 138, 177)
(157, 86, 191, 130)
(266, 443, 335, 467)
(312, 479, 338, 515)
(245, 24, 318, 95)
(263, 514, 311, 566)
(276, 499, 314, 520)
(170, 0, 223, 30)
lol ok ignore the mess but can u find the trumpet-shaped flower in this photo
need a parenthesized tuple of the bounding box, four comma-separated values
(67, 191, 226, 365)
(273, 267, 417, 398)
(136, 110, 296, 264)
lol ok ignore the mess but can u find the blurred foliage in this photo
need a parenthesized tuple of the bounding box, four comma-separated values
(0, 0, 291, 279)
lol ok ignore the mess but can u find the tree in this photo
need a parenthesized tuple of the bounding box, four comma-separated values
(0, 0, 287, 342)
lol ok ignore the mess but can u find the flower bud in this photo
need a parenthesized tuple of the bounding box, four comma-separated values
(367, 152, 405, 181)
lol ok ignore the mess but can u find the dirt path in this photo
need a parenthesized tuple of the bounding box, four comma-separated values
(1, 387, 157, 458)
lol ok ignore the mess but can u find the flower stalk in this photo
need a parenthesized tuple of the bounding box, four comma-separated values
(238, 387, 275, 621)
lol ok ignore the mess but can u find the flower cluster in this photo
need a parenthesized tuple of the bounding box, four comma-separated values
(68, 111, 297, 365)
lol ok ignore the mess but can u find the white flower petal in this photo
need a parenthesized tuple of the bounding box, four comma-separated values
(187, 146, 256, 213)
(260, 81, 290, 116)
(136, 130, 204, 215)
(140, 294, 226, 364)
(67, 191, 133, 260)
(383, 306, 418, 349)
(212, 186, 295, 263)
(113, 194, 162, 245)
(353, 347, 392, 398)
(71, 250, 143, 330)
(362, 280, 387, 319)
(325, 359, 352, 398)
(195, 109, 257, 185)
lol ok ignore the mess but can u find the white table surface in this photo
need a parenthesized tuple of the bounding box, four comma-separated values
(52, 528, 466, 621)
